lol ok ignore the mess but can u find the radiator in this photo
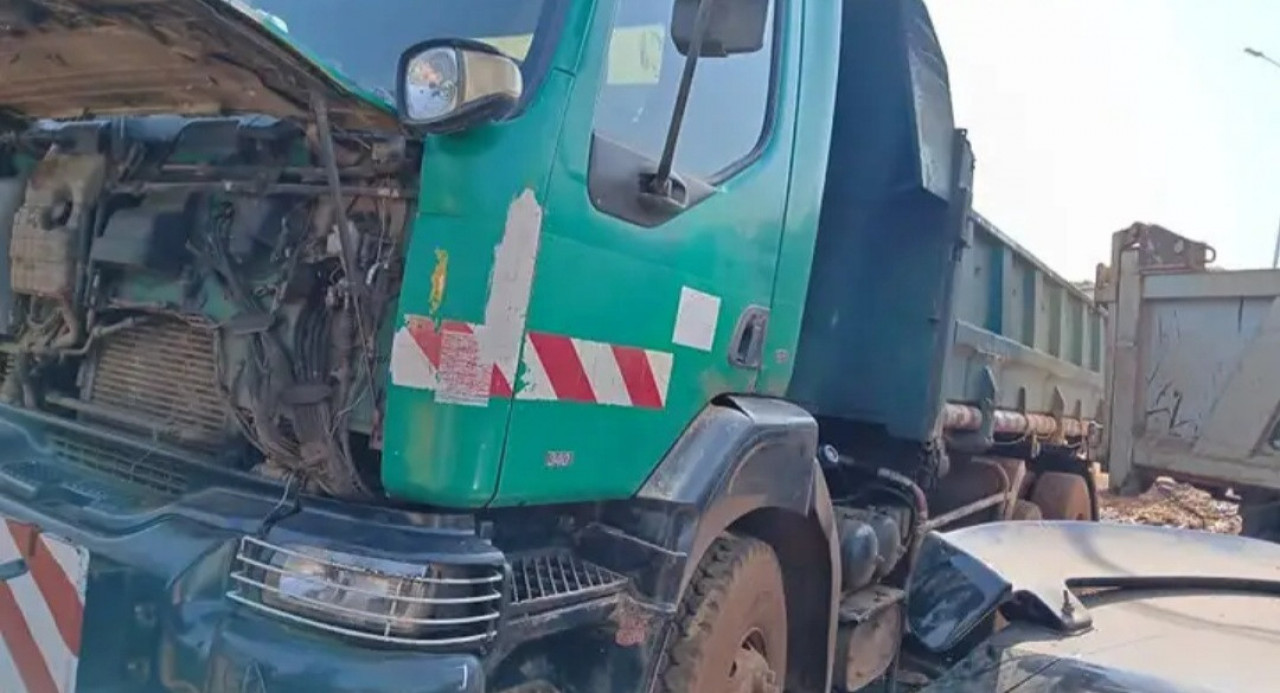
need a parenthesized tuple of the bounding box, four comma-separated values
(86, 320, 229, 446)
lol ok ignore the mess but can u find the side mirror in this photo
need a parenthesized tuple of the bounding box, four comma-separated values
(906, 533, 1010, 653)
(395, 39, 523, 135)
(671, 0, 770, 57)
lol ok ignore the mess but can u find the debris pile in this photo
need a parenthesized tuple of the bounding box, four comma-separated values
(1099, 477, 1241, 535)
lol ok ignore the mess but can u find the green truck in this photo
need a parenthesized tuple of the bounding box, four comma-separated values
(0, 1, 1106, 691)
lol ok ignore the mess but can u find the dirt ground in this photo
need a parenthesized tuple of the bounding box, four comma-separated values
(1098, 475, 1241, 535)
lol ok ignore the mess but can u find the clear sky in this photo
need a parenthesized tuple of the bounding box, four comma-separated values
(927, 0, 1280, 280)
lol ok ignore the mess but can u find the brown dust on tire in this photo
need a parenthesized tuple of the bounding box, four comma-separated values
(659, 534, 788, 693)
(1032, 471, 1093, 521)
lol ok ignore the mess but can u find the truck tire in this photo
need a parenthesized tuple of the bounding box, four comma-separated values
(660, 534, 787, 693)
(1031, 472, 1093, 521)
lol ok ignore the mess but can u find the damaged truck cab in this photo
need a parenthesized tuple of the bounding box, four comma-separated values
(0, 1, 1105, 692)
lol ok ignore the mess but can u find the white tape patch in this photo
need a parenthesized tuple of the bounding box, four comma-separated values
(646, 350, 675, 397)
(478, 189, 543, 384)
(389, 189, 544, 408)
(437, 327, 488, 406)
(516, 333, 558, 401)
(572, 339, 631, 407)
(672, 286, 721, 352)
(390, 324, 436, 390)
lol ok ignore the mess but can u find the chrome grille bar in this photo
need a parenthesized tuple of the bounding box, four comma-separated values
(226, 535, 504, 648)
(225, 593, 498, 647)
(228, 572, 502, 627)
(233, 552, 503, 605)
(240, 536, 503, 586)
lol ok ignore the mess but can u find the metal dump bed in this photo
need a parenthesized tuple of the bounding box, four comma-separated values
(1097, 223, 1280, 494)
(942, 212, 1106, 440)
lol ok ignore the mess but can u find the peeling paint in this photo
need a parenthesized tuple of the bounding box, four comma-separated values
(478, 189, 544, 387)
(389, 189, 543, 407)
(437, 325, 489, 406)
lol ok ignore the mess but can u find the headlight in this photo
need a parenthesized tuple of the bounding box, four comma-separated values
(229, 537, 505, 647)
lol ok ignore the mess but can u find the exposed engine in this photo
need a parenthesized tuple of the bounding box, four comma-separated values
(0, 117, 414, 498)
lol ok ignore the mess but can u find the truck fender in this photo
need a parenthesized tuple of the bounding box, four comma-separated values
(628, 395, 842, 691)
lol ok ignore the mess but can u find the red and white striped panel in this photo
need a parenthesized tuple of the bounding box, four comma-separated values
(0, 520, 87, 693)
(391, 318, 515, 397)
(391, 317, 676, 409)
(520, 333, 674, 409)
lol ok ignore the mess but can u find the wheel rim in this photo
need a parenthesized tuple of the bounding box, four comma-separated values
(727, 629, 779, 693)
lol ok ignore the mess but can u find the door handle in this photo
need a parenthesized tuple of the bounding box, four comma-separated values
(729, 305, 769, 370)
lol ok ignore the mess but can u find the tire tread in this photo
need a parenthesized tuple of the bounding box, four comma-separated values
(658, 534, 777, 693)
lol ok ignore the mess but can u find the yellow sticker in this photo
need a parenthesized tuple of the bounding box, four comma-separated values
(476, 26, 665, 86)
(479, 35, 535, 61)
(430, 248, 449, 315)
(607, 25, 665, 85)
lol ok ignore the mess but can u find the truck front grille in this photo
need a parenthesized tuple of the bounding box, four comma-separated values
(87, 321, 229, 446)
(508, 550, 627, 616)
(49, 431, 187, 496)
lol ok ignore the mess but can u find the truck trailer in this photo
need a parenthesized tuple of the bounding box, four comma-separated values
(0, 0, 1104, 691)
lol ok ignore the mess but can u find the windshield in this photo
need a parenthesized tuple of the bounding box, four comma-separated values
(224, 0, 561, 104)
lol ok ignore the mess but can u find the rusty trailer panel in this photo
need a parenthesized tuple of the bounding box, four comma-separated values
(1097, 223, 1280, 494)
(944, 212, 1105, 437)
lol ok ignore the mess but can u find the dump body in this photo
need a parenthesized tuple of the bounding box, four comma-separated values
(790, 205, 1107, 444)
(946, 212, 1106, 436)
(1098, 223, 1280, 494)
(784, 0, 1104, 448)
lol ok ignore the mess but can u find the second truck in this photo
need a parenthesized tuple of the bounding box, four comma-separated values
(0, 0, 1104, 691)
(1097, 222, 1280, 542)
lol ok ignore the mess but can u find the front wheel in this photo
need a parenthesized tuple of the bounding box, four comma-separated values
(660, 534, 788, 693)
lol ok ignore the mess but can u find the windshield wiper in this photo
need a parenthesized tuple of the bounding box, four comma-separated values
(1071, 575, 1280, 596)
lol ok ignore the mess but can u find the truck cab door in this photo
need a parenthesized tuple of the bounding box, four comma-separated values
(493, 0, 802, 504)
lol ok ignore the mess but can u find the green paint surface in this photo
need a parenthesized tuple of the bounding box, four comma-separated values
(212, 0, 838, 509)
(379, 5, 589, 507)
(379, 0, 836, 508)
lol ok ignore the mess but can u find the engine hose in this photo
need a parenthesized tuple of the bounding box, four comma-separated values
(49, 298, 83, 350)
(281, 302, 371, 499)
(327, 304, 372, 497)
(823, 446, 930, 564)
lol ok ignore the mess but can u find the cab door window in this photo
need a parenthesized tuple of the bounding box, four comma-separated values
(592, 0, 779, 184)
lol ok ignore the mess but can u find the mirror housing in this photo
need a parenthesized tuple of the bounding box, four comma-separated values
(671, 0, 770, 57)
(396, 39, 523, 135)
(906, 533, 1011, 654)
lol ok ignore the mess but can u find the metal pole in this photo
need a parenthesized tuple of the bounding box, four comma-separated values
(1273, 216, 1280, 269)
(1245, 49, 1280, 267)
(942, 403, 1093, 439)
(1246, 47, 1280, 71)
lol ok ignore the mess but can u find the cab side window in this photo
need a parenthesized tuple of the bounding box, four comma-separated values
(593, 0, 778, 183)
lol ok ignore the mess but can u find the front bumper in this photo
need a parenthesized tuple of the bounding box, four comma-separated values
(0, 410, 498, 693)
(196, 614, 483, 693)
